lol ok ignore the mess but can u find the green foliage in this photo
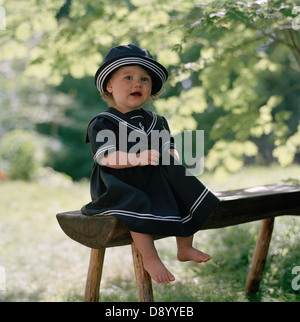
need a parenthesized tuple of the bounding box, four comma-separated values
(0, 0, 299, 179)
(172, 0, 300, 175)
(0, 129, 40, 180)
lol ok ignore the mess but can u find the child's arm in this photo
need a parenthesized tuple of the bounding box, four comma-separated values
(100, 150, 161, 169)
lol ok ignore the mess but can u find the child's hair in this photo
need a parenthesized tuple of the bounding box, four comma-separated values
(100, 90, 115, 106)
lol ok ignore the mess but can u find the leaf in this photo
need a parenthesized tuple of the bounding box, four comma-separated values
(272, 145, 295, 167)
(15, 22, 32, 41)
(224, 155, 243, 172)
(244, 141, 258, 157)
(266, 95, 283, 109)
(0, 41, 28, 59)
(157, 49, 180, 67)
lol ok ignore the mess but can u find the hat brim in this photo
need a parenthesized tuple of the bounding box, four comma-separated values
(95, 55, 168, 95)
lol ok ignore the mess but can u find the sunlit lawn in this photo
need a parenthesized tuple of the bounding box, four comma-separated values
(0, 164, 300, 302)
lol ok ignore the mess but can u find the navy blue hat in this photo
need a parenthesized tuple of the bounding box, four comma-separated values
(95, 44, 168, 95)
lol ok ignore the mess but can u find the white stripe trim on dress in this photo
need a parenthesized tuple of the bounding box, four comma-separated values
(94, 145, 116, 162)
(189, 188, 209, 215)
(100, 111, 157, 136)
(96, 209, 182, 222)
(93, 188, 210, 224)
(147, 112, 157, 134)
(101, 112, 145, 134)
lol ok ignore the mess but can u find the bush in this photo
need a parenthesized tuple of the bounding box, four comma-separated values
(0, 129, 41, 180)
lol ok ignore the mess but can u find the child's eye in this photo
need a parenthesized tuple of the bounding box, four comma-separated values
(125, 76, 132, 80)
(141, 77, 150, 82)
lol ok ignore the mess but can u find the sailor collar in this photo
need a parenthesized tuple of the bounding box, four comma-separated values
(99, 107, 159, 136)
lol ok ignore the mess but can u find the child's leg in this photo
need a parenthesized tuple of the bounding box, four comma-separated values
(130, 231, 175, 284)
(176, 235, 211, 263)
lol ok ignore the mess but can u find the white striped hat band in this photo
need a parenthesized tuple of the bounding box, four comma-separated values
(95, 57, 168, 95)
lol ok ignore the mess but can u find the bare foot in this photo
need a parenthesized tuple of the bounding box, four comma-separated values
(143, 255, 175, 284)
(177, 246, 211, 263)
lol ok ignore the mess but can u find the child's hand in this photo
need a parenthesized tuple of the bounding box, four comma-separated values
(136, 149, 161, 166)
(100, 150, 160, 168)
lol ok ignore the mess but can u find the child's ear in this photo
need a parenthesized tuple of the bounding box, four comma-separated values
(106, 80, 113, 93)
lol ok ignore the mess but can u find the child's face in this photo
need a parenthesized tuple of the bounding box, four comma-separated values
(106, 65, 152, 112)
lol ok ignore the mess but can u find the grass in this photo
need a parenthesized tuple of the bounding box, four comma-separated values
(0, 164, 300, 302)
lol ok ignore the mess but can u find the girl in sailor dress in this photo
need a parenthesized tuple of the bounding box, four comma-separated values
(81, 44, 220, 284)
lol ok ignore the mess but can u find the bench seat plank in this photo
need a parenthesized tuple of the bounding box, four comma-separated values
(56, 184, 300, 249)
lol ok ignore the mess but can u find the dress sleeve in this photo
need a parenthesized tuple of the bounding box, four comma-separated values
(86, 116, 118, 164)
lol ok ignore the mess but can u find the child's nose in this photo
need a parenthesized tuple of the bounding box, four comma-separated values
(133, 79, 142, 87)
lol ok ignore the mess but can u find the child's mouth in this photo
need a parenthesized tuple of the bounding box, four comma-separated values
(130, 92, 142, 97)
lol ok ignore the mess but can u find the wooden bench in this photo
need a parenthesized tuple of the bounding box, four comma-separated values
(56, 184, 300, 302)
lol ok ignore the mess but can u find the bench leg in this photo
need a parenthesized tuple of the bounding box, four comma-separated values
(85, 248, 106, 302)
(245, 218, 275, 295)
(131, 242, 154, 302)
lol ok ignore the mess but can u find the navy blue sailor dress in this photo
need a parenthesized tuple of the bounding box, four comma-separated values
(81, 107, 220, 237)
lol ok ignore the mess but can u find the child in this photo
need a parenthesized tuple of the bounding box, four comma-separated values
(81, 44, 220, 284)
